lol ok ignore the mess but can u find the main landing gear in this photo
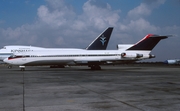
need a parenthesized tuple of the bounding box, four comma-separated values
(89, 65, 101, 70)
(50, 65, 65, 68)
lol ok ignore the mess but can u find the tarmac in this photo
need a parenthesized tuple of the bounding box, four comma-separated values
(0, 64, 180, 111)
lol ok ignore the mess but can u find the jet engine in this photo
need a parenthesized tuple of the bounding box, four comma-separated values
(121, 53, 143, 58)
(149, 54, 155, 58)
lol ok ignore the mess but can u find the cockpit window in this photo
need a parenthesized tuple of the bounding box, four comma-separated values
(8, 55, 23, 59)
(8, 54, 30, 59)
(9, 54, 16, 58)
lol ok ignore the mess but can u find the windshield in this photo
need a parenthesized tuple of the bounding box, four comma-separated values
(9, 54, 16, 58)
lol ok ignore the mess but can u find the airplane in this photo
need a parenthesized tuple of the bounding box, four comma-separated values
(164, 59, 180, 65)
(3, 34, 170, 71)
(0, 27, 113, 68)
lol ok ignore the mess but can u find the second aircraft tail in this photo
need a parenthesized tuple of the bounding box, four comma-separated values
(126, 34, 169, 51)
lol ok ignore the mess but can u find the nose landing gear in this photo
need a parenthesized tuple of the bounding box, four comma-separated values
(7, 65, 12, 69)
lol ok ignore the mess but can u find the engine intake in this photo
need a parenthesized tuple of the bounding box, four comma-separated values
(149, 54, 155, 58)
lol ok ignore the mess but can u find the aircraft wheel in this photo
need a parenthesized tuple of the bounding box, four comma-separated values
(90, 65, 101, 70)
(8, 65, 12, 69)
(50, 65, 65, 68)
(91, 66, 95, 70)
(96, 65, 101, 70)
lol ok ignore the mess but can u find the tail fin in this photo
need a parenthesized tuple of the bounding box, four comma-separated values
(127, 34, 168, 51)
(86, 27, 113, 50)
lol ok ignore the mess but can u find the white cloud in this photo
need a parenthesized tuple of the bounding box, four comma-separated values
(37, 1, 75, 28)
(2, 27, 29, 40)
(81, 0, 120, 29)
(45, 0, 66, 9)
(128, 0, 165, 19)
(54, 36, 64, 46)
(128, 3, 151, 19)
(127, 18, 158, 34)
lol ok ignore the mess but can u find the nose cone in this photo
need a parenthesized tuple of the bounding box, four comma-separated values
(3, 58, 9, 64)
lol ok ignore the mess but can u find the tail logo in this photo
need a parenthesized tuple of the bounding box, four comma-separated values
(100, 35, 106, 46)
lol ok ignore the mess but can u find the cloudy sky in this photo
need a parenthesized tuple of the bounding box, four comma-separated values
(0, 0, 180, 61)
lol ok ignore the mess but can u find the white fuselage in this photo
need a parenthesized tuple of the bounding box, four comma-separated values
(3, 49, 152, 66)
(0, 45, 84, 61)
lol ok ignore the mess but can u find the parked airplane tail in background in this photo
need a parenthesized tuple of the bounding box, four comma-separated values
(127, 34, 169, 51)
(164, 59, 180, 64)
(86, 27, 113, 50)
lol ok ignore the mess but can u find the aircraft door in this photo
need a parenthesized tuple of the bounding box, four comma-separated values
(21, 52, 26, 61)
(116, 53, 121, 60)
